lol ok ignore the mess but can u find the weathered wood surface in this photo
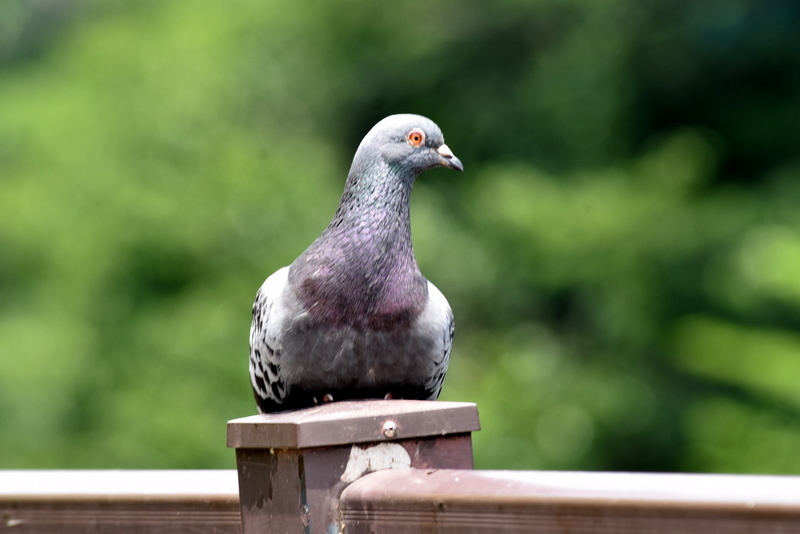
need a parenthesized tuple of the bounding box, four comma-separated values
(340, 468, 800, 533)
(228, 399, 480, 534)
(0, 470, 240, 534)
(7, 400, 800, 534)
(227, 399, 481, 449)
(7, 467, 800, 534)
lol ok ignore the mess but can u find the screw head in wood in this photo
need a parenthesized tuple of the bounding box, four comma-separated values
(382, 420, 398, 439)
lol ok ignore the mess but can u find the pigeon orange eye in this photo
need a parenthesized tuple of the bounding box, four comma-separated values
(407, 129, 425, 147)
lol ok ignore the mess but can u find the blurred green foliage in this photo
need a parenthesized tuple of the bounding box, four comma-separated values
(1, 0, 799, 473)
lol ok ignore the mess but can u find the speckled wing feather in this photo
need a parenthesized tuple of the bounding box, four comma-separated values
(249, 266, 290, 413)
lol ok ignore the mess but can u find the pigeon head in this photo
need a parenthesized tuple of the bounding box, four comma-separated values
(288, 114, 461, 330)
(351, 114, 463, 178)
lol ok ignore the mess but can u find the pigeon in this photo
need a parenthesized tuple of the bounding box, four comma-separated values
(249, 114, 463, 413)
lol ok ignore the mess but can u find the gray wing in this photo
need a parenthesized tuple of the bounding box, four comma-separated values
(249, 266, 290, 413)
(419, 281, 454, 400)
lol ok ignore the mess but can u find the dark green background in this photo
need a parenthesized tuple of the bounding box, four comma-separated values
(2, 0, 799, 472)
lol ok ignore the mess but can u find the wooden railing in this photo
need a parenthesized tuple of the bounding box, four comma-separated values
(3, 400, 800, 533)
(340, 469, 800, 533)
(0, 470, 240, 533)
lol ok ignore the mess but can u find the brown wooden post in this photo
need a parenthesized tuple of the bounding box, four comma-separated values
(227, 399, 480, 534)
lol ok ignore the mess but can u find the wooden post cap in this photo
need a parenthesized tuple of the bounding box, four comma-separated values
(229, 400, 480, 534)
(227, 399, 480, 449)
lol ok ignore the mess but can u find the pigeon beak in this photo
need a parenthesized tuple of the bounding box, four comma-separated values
(436, 143, 464, 172)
